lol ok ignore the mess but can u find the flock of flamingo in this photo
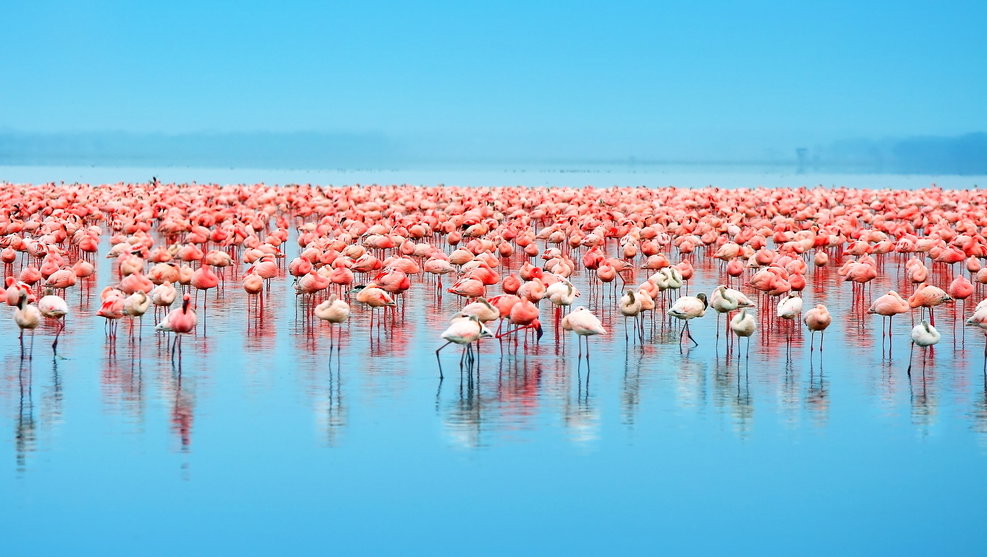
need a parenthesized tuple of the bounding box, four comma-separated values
(3, 181, 987, 379)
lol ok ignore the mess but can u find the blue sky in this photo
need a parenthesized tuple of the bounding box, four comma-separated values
(2, 1, 985, 161)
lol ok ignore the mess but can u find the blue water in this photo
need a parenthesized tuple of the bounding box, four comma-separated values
(1, 169, 986, 555)
(2, 163, 986, 189)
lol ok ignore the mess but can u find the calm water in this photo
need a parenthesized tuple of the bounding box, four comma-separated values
(2, 163, 986, 189)
(2, 170, 986, 555)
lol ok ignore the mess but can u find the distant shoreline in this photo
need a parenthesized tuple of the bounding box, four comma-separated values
(1, 164, 982, 190)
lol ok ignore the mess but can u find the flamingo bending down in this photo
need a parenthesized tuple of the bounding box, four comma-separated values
(435, 314, 494, 378)
(496, 300, 543, 343)
(669, 293, 707, 351)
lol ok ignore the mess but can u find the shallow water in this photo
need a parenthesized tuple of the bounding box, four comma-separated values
(2, 182, 987, 555)
(2, 163, 986, 190)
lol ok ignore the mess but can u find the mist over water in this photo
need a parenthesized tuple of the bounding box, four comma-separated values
(2, 164, 986, 191)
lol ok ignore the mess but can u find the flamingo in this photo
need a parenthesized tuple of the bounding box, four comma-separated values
(158, 293, 198, 362)
(435, 313, 494, 378)
(618, 290, 643, 342)
(730, 308, 756, 360)
(803, 304, 832, 352)
(315, 295, 350, 354)
(669, 293, 707, 350)
(908, 320, 941, 376)
(908, 283, 953, 326)
(776, 292, 803, 355)
(38, 290, 69, 355)
(562, 306, 607, 360)
(14, 290, 42, 358)
(710, 285, 755, 345)
(868, 291, 909, 347)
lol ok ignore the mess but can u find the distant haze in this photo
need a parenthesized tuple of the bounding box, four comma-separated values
(1, 1, 984, 173)
(1, 130, 985, 174)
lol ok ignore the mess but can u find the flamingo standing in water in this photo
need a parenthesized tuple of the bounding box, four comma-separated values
(562, 306, 607, 360)
(435, 313, 494, 378)
(669, 293, 707, 351)
(150, 281, 178, 318)
(497, 299, 543, 344)
(618, 290, 643, 343)
(157, 294, 198, 362)
(908, 283, 953, 326)
(354, 282, 396, 330)
(710, 285, 755, 346)
(123, 291, 151, 339)
(730, 308, 756, 361)
(868, 290, 909, 349)
(191, 264, 219, 334)
(803, 304, 832, 353)
(908, 320, 941, 376)
(97, 290, 126, 338)
(14, 290, 41, 358)
(38, 290, 68, 355)
(776, 292, 803, 356)
(315, 295, 350, 354)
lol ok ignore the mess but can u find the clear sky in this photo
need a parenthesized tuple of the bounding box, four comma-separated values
(2, 1, 985, 161)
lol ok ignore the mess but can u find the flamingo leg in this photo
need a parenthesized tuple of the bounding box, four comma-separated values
(907, 341, 914, 376)
(685, 322, 698, 347)
(435, 340, 452, 379)
(52, 320, 63, 355)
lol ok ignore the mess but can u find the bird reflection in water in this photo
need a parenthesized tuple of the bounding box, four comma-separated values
(317, 362, 346, 447)
(16, 359, 35, 474)
(674, 356, 708, 411)
(879, 358, 899, 410)
(170, 366, 195, 452)
(245, 298, 278, 353)
(971, 370, 987, 446)
(101, 342, 145, 420)
(711, 358, 754, 438)
(494, 357, 543, 431)
(780, 359, 800, 425)
(40, 356, 65, 430)
(733, 364, 754, 437)
(909, 359, 938, 435)
(566, 364, 599, 447)
(806, 359, 830, 427)
(440, 366, 483, 449)
(622, 350, 644, 427)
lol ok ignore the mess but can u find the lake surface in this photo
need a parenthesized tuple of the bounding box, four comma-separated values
(1, 168, 986, 555)
(2, 163, 985, 190)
